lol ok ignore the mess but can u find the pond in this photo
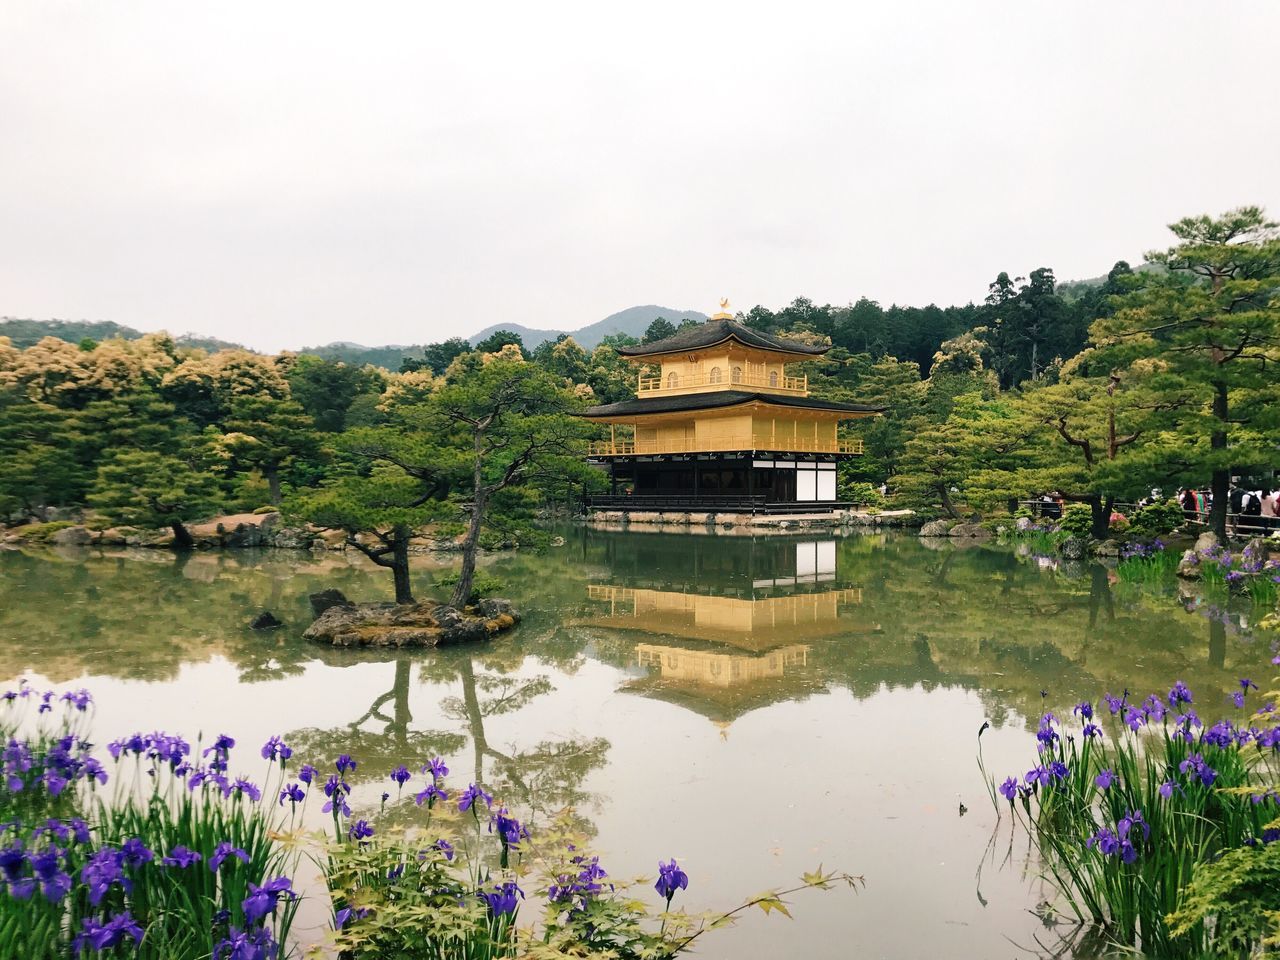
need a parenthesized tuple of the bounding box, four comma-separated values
(0, 529, 1272, 959)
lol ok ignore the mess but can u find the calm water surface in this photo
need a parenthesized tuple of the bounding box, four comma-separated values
(0, 529, 1271, 959)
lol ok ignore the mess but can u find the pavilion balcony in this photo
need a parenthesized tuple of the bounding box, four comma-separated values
(586, 436, 864, 457)
(636, 372, 808, 397)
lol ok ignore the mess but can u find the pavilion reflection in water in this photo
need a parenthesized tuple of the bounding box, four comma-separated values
(583, 537, 873, 723)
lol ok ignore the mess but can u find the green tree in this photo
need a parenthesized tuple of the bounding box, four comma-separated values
(291, 469, 443, 603)
(641, 318, 676, 343)
(88, 449, 223, 548)
(286, 355, 386, 432)
(1092, 207, 1280, 540)
(413, 357, 595, 608)
(473, 330, 526, 355)
(894, 394, 1003, 517)
(220, 395, 324, 504)
(0, 390, 83, 515)
(969, 370, 1184, 537)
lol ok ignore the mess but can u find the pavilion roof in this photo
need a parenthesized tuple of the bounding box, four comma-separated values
(616, 319, 829, 359)
(578, 390, 885, 419)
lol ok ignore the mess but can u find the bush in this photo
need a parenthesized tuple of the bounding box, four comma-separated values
(436, 569, 505, 603)
(9, 521, 76, 542)
(840, 481, 885, 508)
(1058, 504, 1094, 537)
(1128, 500, 1185, 539)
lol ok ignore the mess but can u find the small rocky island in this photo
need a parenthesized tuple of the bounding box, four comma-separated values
(301, 590, 520, 647)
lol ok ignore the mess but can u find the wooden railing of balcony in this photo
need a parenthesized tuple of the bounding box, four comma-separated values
(586, 436, 864, 456)
(637, 372, 807, 395)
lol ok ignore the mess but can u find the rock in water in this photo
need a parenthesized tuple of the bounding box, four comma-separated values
(1095, 540, 1122, 558)
(250, 611, 284, 630)
(1059, 536, 1088, 561)
(919, 519, 952, 537)
(309, 588, 352, 618)
(1194, 531, 1219, 554)
(948, 522, 991, 540)
(302, 599, 521, 648)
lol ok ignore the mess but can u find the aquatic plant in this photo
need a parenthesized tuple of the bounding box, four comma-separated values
(1115, 540, 1179, 584)
(986, 681, 1280, 956)
(1188, 541, 1280, 606)
(0, 689, 303, 959)
(0, 683, 861, 958)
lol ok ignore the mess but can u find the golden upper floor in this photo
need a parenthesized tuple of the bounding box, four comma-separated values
(615, 318, 827, 399)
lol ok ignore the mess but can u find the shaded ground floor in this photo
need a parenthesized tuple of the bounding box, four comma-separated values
(586, 453, 847, 513)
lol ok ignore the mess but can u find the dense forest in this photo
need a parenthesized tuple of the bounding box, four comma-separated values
(1, 207, 1276, 545)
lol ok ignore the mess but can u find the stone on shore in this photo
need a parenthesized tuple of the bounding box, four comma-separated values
(919, 519, 952, 537)
(303, 598, 520, 648)
(50, 525, 93, 547)
(948, 522, 990, 540)
(1059, 536, 1088, 561)
(1193, 531, 1219, 553)
(309, 588, 353, 618)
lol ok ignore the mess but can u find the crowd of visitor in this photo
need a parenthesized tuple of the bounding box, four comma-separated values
(1177, 486, 1279, 533)
(1026, 484, 1280, 535)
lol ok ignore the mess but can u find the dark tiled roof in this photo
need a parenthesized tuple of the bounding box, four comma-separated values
(616, 320, 829, 358)
(578, 391, 884, 418)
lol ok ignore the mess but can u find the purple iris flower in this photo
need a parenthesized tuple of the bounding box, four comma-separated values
(422, 757, 449, 780)
(1179, 753, 1218, 787)
(433, 839, 454, 861)
(998, 777, 1017, 802)
(209, 842, 250, 873)
(232, 778, 261, 803)
(655, 859, 689, 903)
(322, 775, 351, 818)
(1158, 780, 1176, 799)
(458, 783, 493, 813)
(72, 911, 143, 952)
(1168, 681, 1193, 708)
(390, 765, 411, 787)
(334, 906, 370, 930)
(335, 755, 357, 776)
(162, 845, 202, 868)
(212, 926, 277, 960)
(415, 783, 447, 807)
(120, 838, 152, 868)
(480, 881, 524, 917)
(242, 876, 295, 924)
(260, 737, 292, 763)
(1082, 723, 1102, 740)
(491, 809, 527, 847)
(1095, 769, 1117, 790)
(348, 820, 374, 843)
(81, 848, 130, 905)
(298, 764, 318, 786)
(60, 689, 93, 711)
(1073, 701, 1094, 722)
(279, 783, 305, 806)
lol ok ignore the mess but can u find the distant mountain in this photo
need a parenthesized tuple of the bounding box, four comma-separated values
(4, 304, 711, 368)
(469, 305, 708, 351)
(0, 318, 245, 352)
(295, 341, 428, 369)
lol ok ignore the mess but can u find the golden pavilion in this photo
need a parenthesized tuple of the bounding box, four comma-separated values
(579, 302, 883, 512)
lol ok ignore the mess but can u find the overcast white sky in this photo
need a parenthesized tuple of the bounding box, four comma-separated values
(2, 2, 1277, 352)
